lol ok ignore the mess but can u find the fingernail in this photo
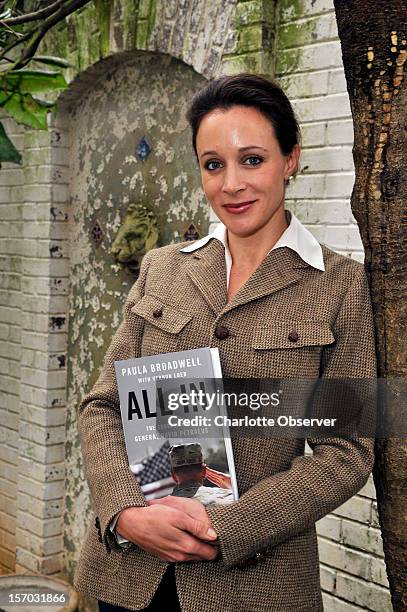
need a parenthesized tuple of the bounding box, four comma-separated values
(207, 528, 217, 538)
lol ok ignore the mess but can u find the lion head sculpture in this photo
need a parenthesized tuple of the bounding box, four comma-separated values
(111, 203, 159, 275)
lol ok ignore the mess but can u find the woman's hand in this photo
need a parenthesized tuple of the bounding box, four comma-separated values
(204, 466, 232, 489)
(116, 503, 218, 563)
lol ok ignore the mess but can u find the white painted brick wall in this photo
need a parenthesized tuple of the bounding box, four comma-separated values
(0, 109, 70, 575)
(274, 2, 386, 610)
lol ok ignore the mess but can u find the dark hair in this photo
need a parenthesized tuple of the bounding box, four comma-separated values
(186, 73, 301, 166)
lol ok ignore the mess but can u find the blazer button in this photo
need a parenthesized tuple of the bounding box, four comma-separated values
(152, 308, 163, 318)
(214, 324, 229, 340)
(288, 330, 299, 342)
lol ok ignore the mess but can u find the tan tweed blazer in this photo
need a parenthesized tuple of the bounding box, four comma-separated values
(73, 238, 377, 612)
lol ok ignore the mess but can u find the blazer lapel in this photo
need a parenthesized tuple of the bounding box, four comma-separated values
(185, 239, 228, 315)
(222, 247, 304, 315)
(184, 240, 313, 316)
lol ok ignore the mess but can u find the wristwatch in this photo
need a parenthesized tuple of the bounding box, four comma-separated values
(109, 512, 132, 549)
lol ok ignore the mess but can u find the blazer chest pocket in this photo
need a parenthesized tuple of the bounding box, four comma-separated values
(131, 294, 193, 355)
(251, 321, 335, 377)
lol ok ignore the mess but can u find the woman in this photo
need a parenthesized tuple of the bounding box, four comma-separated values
(74, 74, 377, 612)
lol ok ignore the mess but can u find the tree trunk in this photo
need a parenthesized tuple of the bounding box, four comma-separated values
(333, 2, 407, 610)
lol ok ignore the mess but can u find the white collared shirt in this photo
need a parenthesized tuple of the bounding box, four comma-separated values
(180, 209, 325, 287)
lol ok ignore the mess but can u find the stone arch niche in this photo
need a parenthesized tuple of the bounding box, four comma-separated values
(62, 50, 207, 580)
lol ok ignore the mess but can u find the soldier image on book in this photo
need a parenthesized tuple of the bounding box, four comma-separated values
(169, 443, 234, 506)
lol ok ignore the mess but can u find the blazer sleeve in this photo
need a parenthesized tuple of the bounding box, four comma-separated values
(206, 264, 377, 569)
(76, 250, 155, 553)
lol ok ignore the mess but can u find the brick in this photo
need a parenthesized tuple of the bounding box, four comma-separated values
(0, 444, 18, 465)
(285, 174, 326, 199)
(278, 13, 337, 49)
(220, 51, 269, 76)
(38, 552, 63, 574)
(21, 292, 67, 314)
(18, 491, 63, 520)
(0, 529, 15, 552)
(279, 70, 329, 98)
(310, 225, 363, 251)
(301, 146, 354, 173)
(18, 439, 65, 464)
(0, 476, 17, 498)
(350, 252, 365, 263)
(335, 570, 392, 611)
(276, 41, 343, 74)
(316, 514, 342, 540)
(0, 460, 18, 482)
(15, 547, 41, 573)
(22, 258, 67, 277)
(0, 510, 16, 534)
(23, 185, 51, 203)
(370, 556, 390, 587)
(0, 410, 18, 432)
(322, 590, 365, 611)
(19, 421, 66, 446)
(333, 495, 373, 524)
(293, 94, 351, 124)
(300, 121, 327, 151)
(18, 385, 64, 410)
(21, 203, 38, 222)
(51, 184, 69, 202)
(19, 404, 66, 428)
(236, 1, 263, 26)
(16, 529, 62, 557)
(0, 204, 21, 221)
(371, 502, 380, 528)
(358, 475, 377, 500)
(326, 120, 355, 146)
(0, 428, 18, 449)
(0, 545, 15, 571)
(22, 222, 52, 240)
(0, 494, 16, 516)
(17, 511, 62, 538)
(21, 348, 61, 371)
(1, 391, 19, 413)
(35, 203, 67, 223)
(320, 564, 337, 592)
(23, 148, 52, 166)
(319, 538, 389, 588)
(24, 130, 51, 149)
(286, 200, 355, 225)
(279, 0, 334, 24)
(10, 186, 23, 202)
(0, 188, 11, 203)
(324, 173, 355, 198)
(0, 169, 23, 187)
(328, 68, 348, 94)
(48, 333, 69, 352)
(319, 537, 371, 580)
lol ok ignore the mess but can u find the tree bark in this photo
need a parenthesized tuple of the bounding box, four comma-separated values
(333, 2, 407, 610)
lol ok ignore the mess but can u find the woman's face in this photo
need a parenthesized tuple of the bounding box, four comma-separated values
(195, 105, 300, 237)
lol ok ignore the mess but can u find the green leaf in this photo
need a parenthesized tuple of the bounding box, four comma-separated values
(33, 55, 74, 69)
(2, 69, 68, 94)
(0, 121, 22, 165)
(0, 90, 50, 129)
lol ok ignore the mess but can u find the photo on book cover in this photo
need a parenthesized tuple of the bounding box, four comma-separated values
(114, 347, 239, 506)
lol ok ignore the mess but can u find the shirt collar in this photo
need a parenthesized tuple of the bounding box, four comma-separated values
(180, 209, 325, 272)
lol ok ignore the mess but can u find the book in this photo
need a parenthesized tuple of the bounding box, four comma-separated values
(114, 347, 238, 505)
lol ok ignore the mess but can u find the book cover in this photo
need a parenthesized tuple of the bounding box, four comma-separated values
(114, 347, 238, 505)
